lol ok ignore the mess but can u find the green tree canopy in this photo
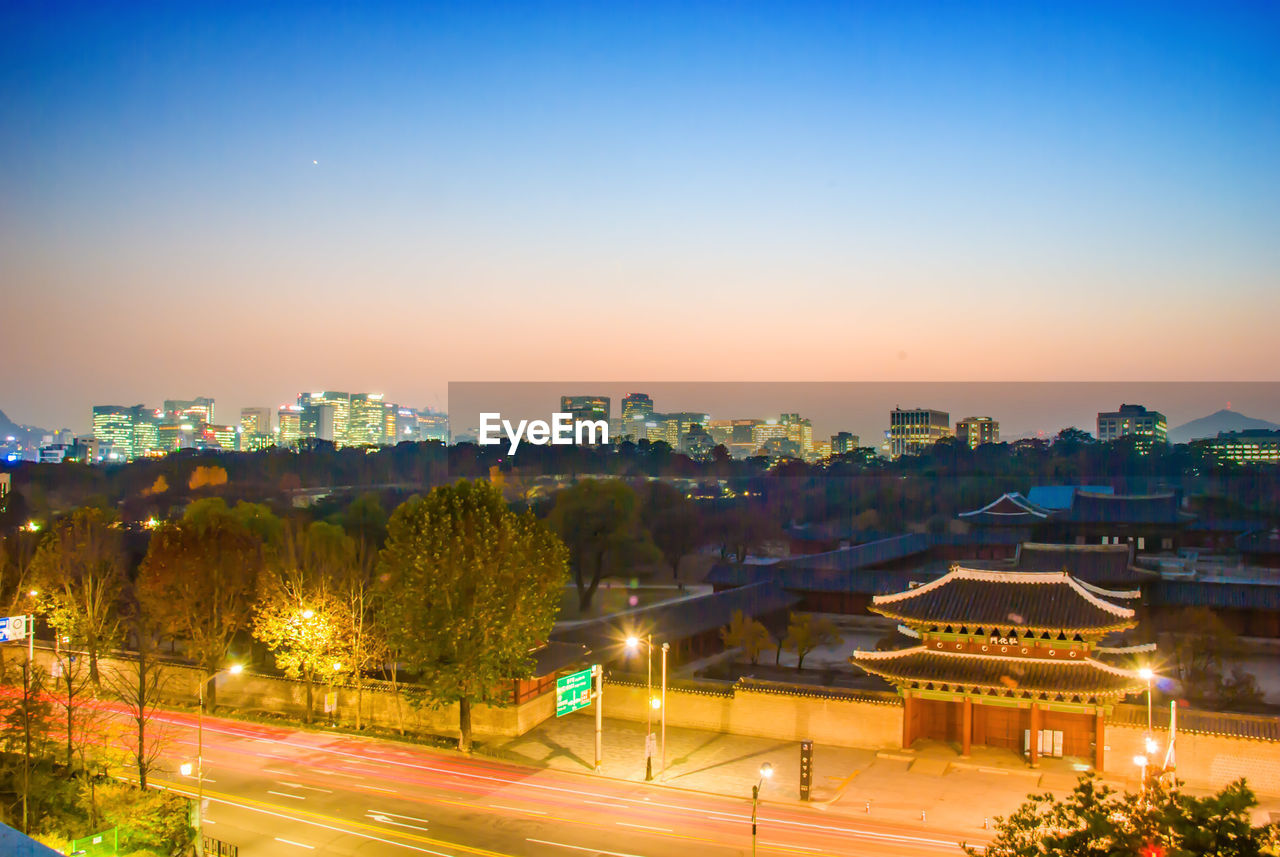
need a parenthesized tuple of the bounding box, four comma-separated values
(377, 480, 568, 751)
(547, 478, 653, 611)
(969, 775, 1278, 857)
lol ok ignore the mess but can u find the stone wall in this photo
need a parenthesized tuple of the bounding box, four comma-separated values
(29, 647, 544, 741)
(1106, 721, 1280, 795)
(576, 679, 904, 750)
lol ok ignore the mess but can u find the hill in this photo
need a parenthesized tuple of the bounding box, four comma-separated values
(1170, 409, 1280, 444)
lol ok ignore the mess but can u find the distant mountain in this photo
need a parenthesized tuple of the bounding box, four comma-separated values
(1169, 409, 1280, 444)
(0, 408, 53, 447)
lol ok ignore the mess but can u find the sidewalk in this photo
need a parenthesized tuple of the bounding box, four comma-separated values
(483, 710, 1280, 833)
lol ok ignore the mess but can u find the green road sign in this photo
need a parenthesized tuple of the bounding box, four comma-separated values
(555, 667, 593, 717)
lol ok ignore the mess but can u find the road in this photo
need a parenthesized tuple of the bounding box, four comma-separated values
(135, 707, 984, 857)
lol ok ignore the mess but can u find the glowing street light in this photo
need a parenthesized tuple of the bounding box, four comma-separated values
(625, 634, 669, 781)
(752, 762, 774, 857)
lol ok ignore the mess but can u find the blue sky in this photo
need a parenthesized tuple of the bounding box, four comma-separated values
(2, 2, 1278, 430)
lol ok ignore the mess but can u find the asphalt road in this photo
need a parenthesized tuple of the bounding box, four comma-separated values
(137, 707, 984, 857)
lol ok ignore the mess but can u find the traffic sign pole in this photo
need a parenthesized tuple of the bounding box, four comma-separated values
(593, 664, 602, 772)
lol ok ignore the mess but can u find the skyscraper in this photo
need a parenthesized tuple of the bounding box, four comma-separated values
(350, 393, 396, 446)
(621, 393, 654, 421)
(831, 431, 860, 455)
(163, 397, 215, 425)
(277, 405, 303, 448)
(560, 395, 610, 424)
(297, 392, 351, 444)
(240, 407, 273, 436)
(91, 404, 147, 461)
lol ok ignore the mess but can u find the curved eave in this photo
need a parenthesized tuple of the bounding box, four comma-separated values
(866, 603, 1137, 639)
(851, 647, 1148, 700)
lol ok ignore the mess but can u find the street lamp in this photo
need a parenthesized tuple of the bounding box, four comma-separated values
(1138, 667, 1155, 735)
(752, 762, 774, 857)
(1134, 754, 1149, 798)
(192, 664, 242, 855)
(625, 634, 669, 781)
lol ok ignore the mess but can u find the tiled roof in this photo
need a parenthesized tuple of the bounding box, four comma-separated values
(773, 533, 934, 572)
(705, 563, 943, 597)
(958, 492, 1054, 525)
(1059, 491, 1193, 525)
(531, 641, 591, 676)
(1013, 542, 1155, 587)
(1027, 486, 1113, 510)
(1152, 580, 1280, 611)
(869, 566, 1136, 634)
(851, 647, 1146, 698)
(551, 581, 800, 657)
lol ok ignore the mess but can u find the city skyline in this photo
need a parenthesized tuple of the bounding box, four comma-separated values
(3, 2, 1278, 432)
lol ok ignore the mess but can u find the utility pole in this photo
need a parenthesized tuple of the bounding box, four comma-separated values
(23, 613, 34, 835)
(593, 664, 602, 772)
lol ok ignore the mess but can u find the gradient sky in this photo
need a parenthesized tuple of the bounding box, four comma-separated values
(2, 2, 1278, 432)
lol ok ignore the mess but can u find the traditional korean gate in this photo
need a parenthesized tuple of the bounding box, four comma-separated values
(974, 702, 1024, 750)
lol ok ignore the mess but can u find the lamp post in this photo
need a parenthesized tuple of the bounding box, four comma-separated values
(1138, 667, 1154, 735)
(751, 762, 774, 857)
(626, 634, 667, 781)
(192, 665, 242, 855)
(1134, 754, 1149, 801)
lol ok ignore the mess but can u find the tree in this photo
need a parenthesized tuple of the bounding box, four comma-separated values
(337, 496, 390, 730)
(29, 508, 125, 685)
(1156, 607, 1263, 711)
(720, 610, 773, 665)
(378, 481, 568, 752)
(187, 464, 228, 491)
(105, 575, 172, 791)
(136, 512, 263, 707)
(547, 479, 652, 611)
(252, 519, 355, 722)
(967, 775, 1279, 857)
(640, 482, 703, 579)
(782, 612, 840, 670)
(89, 781, 194, 855)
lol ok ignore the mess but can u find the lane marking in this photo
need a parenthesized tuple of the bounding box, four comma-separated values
(526, 840, 646, 857)
(278, 781, 334, 793)
(617, 822, 672, 833)
(267, 790, 306, 800)
(356, 784, 397, 793)
(274, 838, 315, 849)
(368, 813, 431, 833)
(370, 810, 432, 824)
(490, 804, 547, 815)
(584, 800, 628, 810)
(761, 844, 822, 853)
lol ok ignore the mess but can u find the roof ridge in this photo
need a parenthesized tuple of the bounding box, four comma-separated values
(852, 646, 1145, 680)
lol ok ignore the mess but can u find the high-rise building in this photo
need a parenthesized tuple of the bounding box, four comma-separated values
(1097, 404, 1167, 446)
(417, 410, 449, 443)
(888, 407, 951, 459)
(92, 405, 150, 461)
(163, 397, 215, 425)
(277, 405, 303, 448)
(560, 395, 610, 424)
(298, 392, 351, 444)
(779, 413, 815, 459)
(349, 393, 396, 446)
(831, 431, 860, 456)
(955, 416, 1000, 449)
(621, 393, 654, 422)
(240, 407, 273, 436)
(708, 419, 762, 458)
(209, 425, 239, 451)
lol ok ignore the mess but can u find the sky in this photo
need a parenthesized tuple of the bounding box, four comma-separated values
(2, 2, 1278, 433)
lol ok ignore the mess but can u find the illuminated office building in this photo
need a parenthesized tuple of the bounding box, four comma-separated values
(888, 408, 951, 459)
(417, 411, 449, 443)
(1096, 404, 1167, 446)
(240, 407, 273, 436)
(831, 431, 860, 456)
(956, 416, 1000, 449)
(779, 413, 815, 459)
(297, 392, 351, 444)
(560, 396, 611, 423)
(350, 393, 396, 446)
(92, 405, 148, 461)
(621, 393, 654, 421)
(277, 405, 303, 448)
(210, 425, 239, 451)
(1202, 430, 1280, 465)
(163, 397, 215, 425)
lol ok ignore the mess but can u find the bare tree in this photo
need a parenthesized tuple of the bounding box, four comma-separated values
(105, 579, 172, 790)
(29, 508, 125, 685)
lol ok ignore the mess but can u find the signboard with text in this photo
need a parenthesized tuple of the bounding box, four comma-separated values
(555, 668, 593, 717)
(0, 615, 28, 643)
